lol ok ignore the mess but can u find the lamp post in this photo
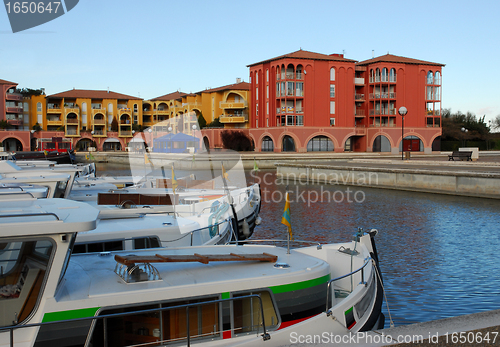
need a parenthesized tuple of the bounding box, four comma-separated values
(398, 106, 408, 160)
(461, 127, 468, 148)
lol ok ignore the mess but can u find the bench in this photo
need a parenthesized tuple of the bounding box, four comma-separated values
(448, 151, 472, 161)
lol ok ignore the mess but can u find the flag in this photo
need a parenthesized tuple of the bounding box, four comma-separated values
(43, 150, 48, 156)
(221, 163, 229, 181)
(253, 157, 259, 171)
(281, 192, 292, 240)
(144, 152, 150, 164)
(171, 165, 178, 192)
(85, 154, 89, 160)
(89, 152, 95, 161)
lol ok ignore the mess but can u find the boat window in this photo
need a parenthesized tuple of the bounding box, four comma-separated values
(90, 296, 220, 346)
(53, 180, 68, 198)
(232, 290, 279, 334)
(0, 238, 54, 327)
(133, 237, 160, 250)
(73, 240, 124, 254)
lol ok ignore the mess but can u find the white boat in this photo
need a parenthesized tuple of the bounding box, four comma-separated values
(0, 197, 384, 347)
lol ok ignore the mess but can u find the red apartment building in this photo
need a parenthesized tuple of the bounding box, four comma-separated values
(0, 79, 31, 151)
(245, 50, 444, 153)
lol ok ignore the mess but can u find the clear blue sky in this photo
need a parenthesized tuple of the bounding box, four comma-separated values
(1, 0, 499, 123)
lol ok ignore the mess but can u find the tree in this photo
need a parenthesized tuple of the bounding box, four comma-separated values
(197, 114, 207, 129)
(492, 115, 500, 131)
(220, 130, 253, 151)
(0, 120, 11, 129)
(207, 117, 223, 128)
(16, 88, 45, 97)
(32, 123, 42, 132)
(110, 118, 118, 132)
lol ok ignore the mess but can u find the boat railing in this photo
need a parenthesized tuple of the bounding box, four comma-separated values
(228, 238, 322, 249)
(0, 294, 271, 347)
(325, 256, 372, 312)
(0, 212, 60, 221)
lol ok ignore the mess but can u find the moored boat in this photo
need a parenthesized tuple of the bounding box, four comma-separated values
(0, 197, 384, 347)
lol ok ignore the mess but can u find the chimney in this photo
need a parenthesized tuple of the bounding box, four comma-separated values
(236, 78, 242, 83)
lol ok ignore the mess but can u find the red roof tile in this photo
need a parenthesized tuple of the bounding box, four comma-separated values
(47, 89, 142, 100)
(0, 79, 17, 85)
(356, 54, 445, 67)
(198, 82, 250, 94)
(150, 91, 187, 101)
(248, 49, 357, 67)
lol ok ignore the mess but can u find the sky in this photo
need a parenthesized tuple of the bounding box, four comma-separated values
(1, 0, 500, 123)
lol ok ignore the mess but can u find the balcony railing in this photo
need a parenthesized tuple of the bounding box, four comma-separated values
(155, 109, 170, 115)
(119, 130, 133, 137)
(355, 94, 365, 101)
(296, 108, 303, 114)
(354, 77, 365, 85)
(355, 109, 365, 116)
(66, 118, 79, 124)
(219, 114, 249, 123)
(7, 119, 23, 126)
(220, 100, 248, 109)
(296, 73, 303, 80)
(93, 118, 106, 125)
(5, 93, 22, 101)
(5, 107, 23, 113)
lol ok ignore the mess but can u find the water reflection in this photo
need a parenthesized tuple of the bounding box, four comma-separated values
(248, 170, 500, 328)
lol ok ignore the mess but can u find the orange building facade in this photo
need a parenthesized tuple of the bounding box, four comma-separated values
(241, 50, 444, 153)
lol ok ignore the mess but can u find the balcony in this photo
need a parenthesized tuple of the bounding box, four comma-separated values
(118, 108, 131, 116)
(219, 114, 248, 123)
(355, 94, 365, 101)
(220, 100, 248, 109)
(93, 118, 106, 125)
(119, 130, 133, 137)
(47, 106, 62, 114)
(5, 93, 22, 101)
(354, 77, 365, 85)
(5, 107, 23, 113)
(66, 118, 79, 124)
(355, 109, 365, 117)
(7, 119, 23, 126)
(47, 117, 62, 125)
(155, 109, 170, 115)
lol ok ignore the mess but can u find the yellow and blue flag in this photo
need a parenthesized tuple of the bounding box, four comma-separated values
(253, 157, 259, 171)
(89, 152, 95, 161)
(281, 191, 292, 240)
(221, 163, 229, 181)
(171, 165, 178, 192)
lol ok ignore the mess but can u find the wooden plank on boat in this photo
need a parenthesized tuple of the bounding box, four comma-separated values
(97, 192, 174, 206)
(114, 253, 278, 266)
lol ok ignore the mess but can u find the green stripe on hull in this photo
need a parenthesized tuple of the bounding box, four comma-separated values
(42, 307, 100, 323)
(270, 274, 330, 294)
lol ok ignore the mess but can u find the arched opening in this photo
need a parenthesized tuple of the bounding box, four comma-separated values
(282, 135, 295, 152)
(390, 68, 396, 82)
(373, 135, 391, 152)
(75, 138, 93, 151)
(400, 135, 423, 152)
(286, 64, 295, 79)
(103, 138, 121, 151)
(2, 138, 23, 151)
(330, 67, 335, 81)
(307, 136, 334, 152)
(261, 136, 274, 152)
(432, 136, 441, 151)
(344, 137, 353, 152)
(427, 71, 434, 84)
(382, 68, 388, 82)
(375, 68, 381, 82)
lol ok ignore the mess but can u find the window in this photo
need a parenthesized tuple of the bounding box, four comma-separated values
(266, 102, 269, 115)
(266, 85, 269, 99)
(390, 68, 396, 82)
(307, 136, 334, 152)
(266, 69, 269, 82)
(382, 68, 388, 82)
(256, 72, 258, 84)
(0, 238, 54, 327)
(296, 82, 303, 97)
(262, 136, 274, 151)
(256, 87, 258, 101)
(330, 101, 335, 114)
(427, 71, 433, 84)
(37, 102, 42, 112)
(330, 85, 335, 98)
(330, 118, 335, 126)
(330, 67, 335, 81)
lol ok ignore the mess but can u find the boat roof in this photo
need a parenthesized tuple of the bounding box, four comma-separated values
(59, 244, 331, 303)
(76, 214, 199, 243)
(0, 197, 99, 237)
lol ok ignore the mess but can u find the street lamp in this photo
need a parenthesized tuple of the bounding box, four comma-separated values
(461, 127, 468, 147)
(398, 106, 408, 160)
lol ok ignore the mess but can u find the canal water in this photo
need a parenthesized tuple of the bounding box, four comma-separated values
(96, 163, 500, 329)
